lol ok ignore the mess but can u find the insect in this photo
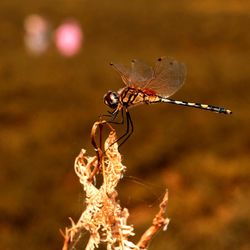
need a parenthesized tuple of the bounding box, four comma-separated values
(103, 57, 232, 145)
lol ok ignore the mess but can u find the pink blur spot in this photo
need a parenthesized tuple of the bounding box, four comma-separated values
(55, 21, 83, 57)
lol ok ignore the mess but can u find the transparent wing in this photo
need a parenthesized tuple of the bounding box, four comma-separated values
(110, 60, 154, 86)
(110, 62, 132, 86)
(110, 57, 187, 97)
(144, 57, 187, 97)
(130, 59, 154, 85)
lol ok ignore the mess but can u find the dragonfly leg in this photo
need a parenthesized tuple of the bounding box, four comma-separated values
(106, 108, 125, 124)
(99, 109, 119, 121)
(117, 110, 134, 148)
(102, 108, 133, 148)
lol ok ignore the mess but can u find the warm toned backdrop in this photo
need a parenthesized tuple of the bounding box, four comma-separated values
(0, 1, 249, 249)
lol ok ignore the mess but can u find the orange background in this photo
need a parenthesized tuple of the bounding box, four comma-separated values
(0, 1, 249, 249)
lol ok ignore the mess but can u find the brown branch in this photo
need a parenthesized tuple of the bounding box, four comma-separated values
(136, 190, 170, 249)
(61, 121, 170, 250)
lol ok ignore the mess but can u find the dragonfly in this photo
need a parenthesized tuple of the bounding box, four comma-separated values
(103, 56, 232, 145)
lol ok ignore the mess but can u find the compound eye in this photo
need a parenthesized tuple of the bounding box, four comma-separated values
(104, 91, 119, 109)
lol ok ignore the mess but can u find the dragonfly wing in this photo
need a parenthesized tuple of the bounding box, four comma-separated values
(130, 59, 154, 86)
(110, 62, 132, 86)
(145, 57, 187, 97)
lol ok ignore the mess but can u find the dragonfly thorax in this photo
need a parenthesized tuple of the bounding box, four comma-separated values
(104, 90, 119, 109)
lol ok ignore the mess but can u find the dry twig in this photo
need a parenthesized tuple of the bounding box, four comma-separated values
(61, 121, 169, 250)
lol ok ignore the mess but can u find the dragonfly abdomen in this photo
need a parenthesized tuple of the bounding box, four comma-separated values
(119, 87, 232, 114)
(158, 97, 232, 114)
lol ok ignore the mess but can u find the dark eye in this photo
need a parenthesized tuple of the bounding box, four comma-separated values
(103, 91, 119, 109)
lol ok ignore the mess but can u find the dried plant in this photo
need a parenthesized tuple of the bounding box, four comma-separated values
(61, 121, 169, 250)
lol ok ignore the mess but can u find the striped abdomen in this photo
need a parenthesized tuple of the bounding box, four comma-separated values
(118, 87, 232, 114)
(159, 97, 232, 114)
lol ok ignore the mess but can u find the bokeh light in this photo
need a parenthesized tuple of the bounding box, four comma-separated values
(24, 14, 50, 55)
(54, 20, 83, 57)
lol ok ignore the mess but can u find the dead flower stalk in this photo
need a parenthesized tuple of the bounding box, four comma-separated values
(61, 121, 169, 250)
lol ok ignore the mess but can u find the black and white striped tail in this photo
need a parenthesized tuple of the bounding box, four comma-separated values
(160, 97, 232, 114)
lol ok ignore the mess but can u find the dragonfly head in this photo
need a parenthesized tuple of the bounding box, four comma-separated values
(104, 91, 119, 109)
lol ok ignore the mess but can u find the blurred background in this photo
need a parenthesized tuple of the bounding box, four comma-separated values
(0, 0, 249, 249)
